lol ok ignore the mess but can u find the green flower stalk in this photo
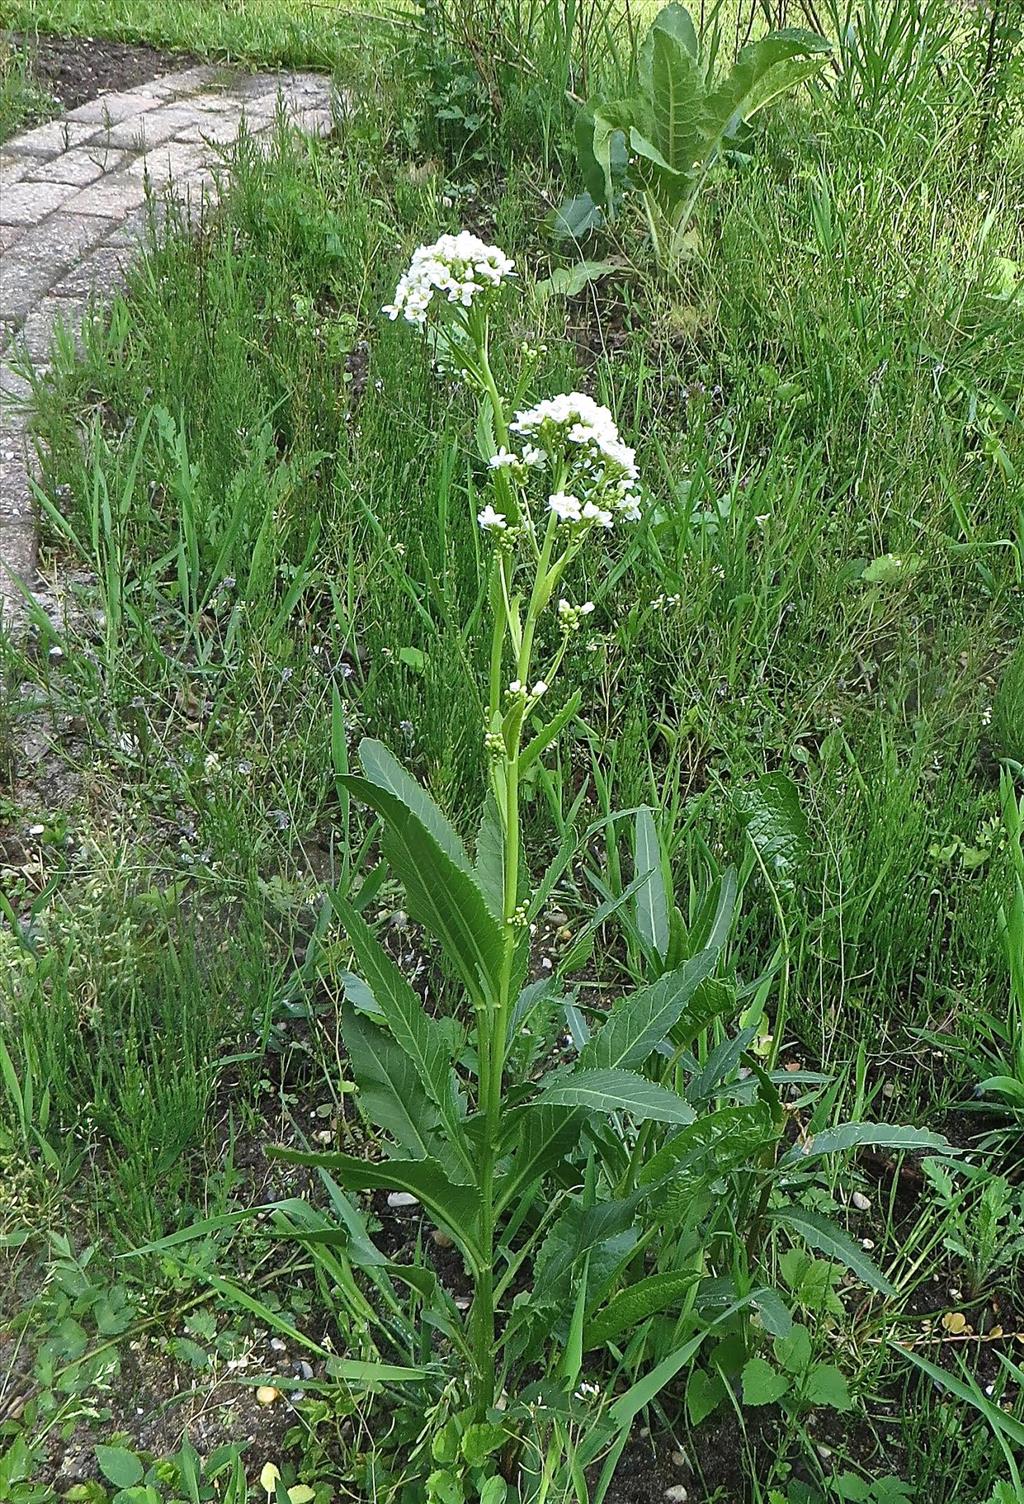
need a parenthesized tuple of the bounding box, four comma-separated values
(385, 232, 645, 1405)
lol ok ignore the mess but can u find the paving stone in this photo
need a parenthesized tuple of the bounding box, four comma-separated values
(175, 112, 246, 145)
(21, 145, 129, 188)
(91, 109, 193, 151)
(104, 202, 165, 246)
(0, 154, 30, 187)
(55, 250, 130, 302)
(141, 65, 233, 98)
(128, 140, 209, 185)
(13, 212, 114, 272)
(290, 106, 336, 138)
(65, 89, 164, 125)
(8, 120, 101, 158)
(0, 179, 81, 225)
(66, 172, 148, 220)
(0, 258, 59, 322)
(0, 365, 34, 405)
(18, 298, 85, 364)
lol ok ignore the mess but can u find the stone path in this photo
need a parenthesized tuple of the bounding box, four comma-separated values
(0, 64, 337, 624)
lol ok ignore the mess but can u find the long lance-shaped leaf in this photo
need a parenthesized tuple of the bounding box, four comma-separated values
(341, 774, 504, 1007)
(638, 1, 699, 86)
(580, 949, 718, 1073)
(780, 1121, 952, 1168)
(702, 30, 830, 150)
(359, 738, 472, 872)
(650, 27, 705, 179)
(342, 1004, 441, 1160)
(770, 1206, 896, 1297)
(585, 1267, 699, 1350)
(591, 98, 646, 207)
(533, 1067, 696, 1125)
(269, 1147, 485, 1269)
(328, 889, 470, 1166)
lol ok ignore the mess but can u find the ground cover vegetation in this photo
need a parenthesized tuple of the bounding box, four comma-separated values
(2, 0, 1024, 1499)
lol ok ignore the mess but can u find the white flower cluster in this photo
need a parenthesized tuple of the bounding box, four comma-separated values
(383, 233, 515, 326)
(509, 392, 642, 530)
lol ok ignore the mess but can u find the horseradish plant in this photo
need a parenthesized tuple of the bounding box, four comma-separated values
(555, 3, 830, 276)
(272, 233, 947, 1489)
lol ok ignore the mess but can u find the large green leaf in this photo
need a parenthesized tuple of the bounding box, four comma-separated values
(649, 26, 705, 180)
(638, 1102, 776, 1193)
(579, 950, 718, 1073)
(584, 1267, 699, 1349)
(495, 1105, 582, 1216)
(702, 30, 830, 146)
(781, 1121, 951, 1167)
(270, 1148, 485, 1268)
(771, 1206, 895, 1296)
(359, 738, 471, 872)
(634, 807, 670, 959)
(533, 1068, 696, 1124)
(474, 794, 505, 922)
(329, 890, 466, 1157)
(639, 1, 699, 86)
(342, 774, 504, 1007)
(342, 1005, 440, 1160)
(591, 99, 645, 207)
(734, 771, 809, 894)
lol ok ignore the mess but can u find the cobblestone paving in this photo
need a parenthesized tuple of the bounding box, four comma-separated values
(0, 64, 336, 623)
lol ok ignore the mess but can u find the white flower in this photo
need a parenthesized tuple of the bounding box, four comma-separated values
(548, 491, 582, 522)
(582, 500, 613, 529)
(521, 444, 545, 468)
(384, 233, 514, 327)
(477, 504, 507, 531)
(488, 448, 520, 470)
(508, 680, 525, 695)
(532, 681, 548, 696)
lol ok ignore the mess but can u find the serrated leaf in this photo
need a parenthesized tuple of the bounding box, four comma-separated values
(639, 1101, 775, 1193)
(534, 1068, 696, 1124)
(474, 794, 505, 921)
(268, 1147, 484, 1268)
(343, 1004, 440, 1159)
(341, 772, 504, 1006)
(734, 771, 809, 894)
(584, 1267, 699, 1348)
(803, 1363, 853, 1410)
(782, 1121, 951, 1166)
(773, 1322, 811, 1374)
(359, 739, 470, 871)
(329, 890, 468, 1163)
(580, 950, 718, 1073)
(772, 1206, 895, 1296)
(495, 1105, 582, 1215)
(742, 1357, 790, 1406)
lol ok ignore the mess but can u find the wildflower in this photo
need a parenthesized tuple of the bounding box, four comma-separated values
(383, 233, 514, 326)
(581, 500, 614, 529)
(548, 491, 582, 522)
(477, 504, 508, 531)
(508, 680, 526, 695)
(488, 448, 520, 471)
(522, 444, 545, 468)
(532, 681, 547, 696)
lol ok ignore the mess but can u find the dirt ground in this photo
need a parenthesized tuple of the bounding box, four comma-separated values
(4, 31, 198, 111)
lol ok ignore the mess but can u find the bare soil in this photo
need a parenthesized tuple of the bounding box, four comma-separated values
(4, 31, 198, 113)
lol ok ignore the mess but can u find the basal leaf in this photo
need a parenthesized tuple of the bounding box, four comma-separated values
(649, 27, 705, 180)
(703, 30, 830, 146)
(639, 1, 700, 87)
(771, 1206, 895, 1296)
(269, 1148, 485, 1268)
(638, 1102, 776, 1191)
(533, 1067, 696, 1124)
(580, 950, 718, 1073)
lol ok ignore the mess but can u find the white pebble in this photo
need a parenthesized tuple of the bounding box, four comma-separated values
(387, 1191, 419, 1208)
(851, 1191, 871, 1211)
(664, 1488, 689, 1502)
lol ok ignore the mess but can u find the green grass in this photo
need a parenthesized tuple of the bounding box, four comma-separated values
(2, 0, 1024, 1499)
(0, 41, 58, 142)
